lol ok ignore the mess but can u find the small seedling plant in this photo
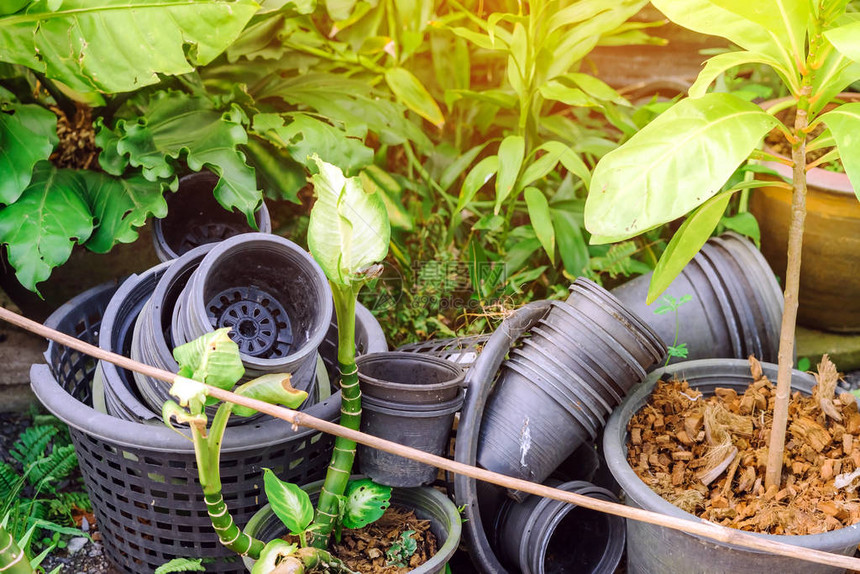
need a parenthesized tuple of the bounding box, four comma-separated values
(585, 0, 860, 490)
(654, 294, 693, 366)
(163, 156, 392, 574)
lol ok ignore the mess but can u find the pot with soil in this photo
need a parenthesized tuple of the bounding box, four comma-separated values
(152, 171, 272, 262)
(355, 352, 465, 487)
(603, 358, 860, 574)
(751, 93, 860, 333)
(242, 478, 462, 574)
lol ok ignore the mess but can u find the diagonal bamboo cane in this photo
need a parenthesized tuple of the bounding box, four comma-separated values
(3, 304, 860, 571)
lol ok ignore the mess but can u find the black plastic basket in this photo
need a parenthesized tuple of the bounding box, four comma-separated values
(396, 334, 488, 370)
(31, 283, 340, 574)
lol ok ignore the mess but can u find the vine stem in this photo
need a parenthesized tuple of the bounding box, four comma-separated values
(6, 305, 860, 571)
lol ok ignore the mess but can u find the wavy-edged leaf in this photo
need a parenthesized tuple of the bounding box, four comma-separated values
(457, 155, 498, 212)
(0, 103, 57, 205)
(689, 51, 787, 98)
(77, 172, 167, 253)
(308, 156, 390, 286)
(494, 135, 525, 213)
(232, 374, 308, 417)
(251, 112, 372, 175)
(0, 0, 258, 94)
(242, 136, 306, 204)
(585, 93, 778, 241)
(0, 162, 92, 293)
(647, 190, 735, 304)
(385, 67, 444, 128)
(342, 478, 391, 529)
(524, 187, 555, 264)
(172, 328, 245, 391)
(819, 102, 860, 201)
(263, 468, 313, 535)
(105, 91, 261, 226)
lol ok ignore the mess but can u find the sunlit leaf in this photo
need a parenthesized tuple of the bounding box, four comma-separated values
(494, 135, 525, 213)
(524, 187, 555, 263)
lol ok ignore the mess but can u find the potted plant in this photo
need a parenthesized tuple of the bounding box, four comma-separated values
(161, 156, 461, 573)
(584, 0, 860, 569)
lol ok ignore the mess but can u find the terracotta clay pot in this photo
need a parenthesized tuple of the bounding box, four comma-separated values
(751, 93, 860, 332)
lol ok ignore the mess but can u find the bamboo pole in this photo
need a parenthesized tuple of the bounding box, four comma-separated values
(3, 305, 860, 571)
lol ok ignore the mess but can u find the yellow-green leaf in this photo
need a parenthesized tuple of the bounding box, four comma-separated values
(384, 68, 445, 127)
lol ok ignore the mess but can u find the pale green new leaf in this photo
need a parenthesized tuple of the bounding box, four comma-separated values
(524, 187, 555, 264)
(457, 155, 498, 212)
(689, 51, 788, 98)
(494, 135, 525, 214)
(251, 539, 297, 574)
(819, 103, 860, 201)
(232, 374, 308, 417)
(0, 162, 92, 293)
(825, 22, 860, 64)
(77, 172, 167, 253)
(308, 156, 390, 287)
(0, 0, 258, 94)
(360, 166, 413, 231)
(585, 93, 778, 241)
(341, 479, 391, 529)
(0, 103, 57, 205)
(172, 328, 245, 391)
(647, 190, 735, 304)
(385, 68, 445, 128)
(563, 73, 629, 105)
(263, 468, 313, 535)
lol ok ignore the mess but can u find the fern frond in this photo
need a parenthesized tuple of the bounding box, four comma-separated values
(11, 426, 58, 468)
(30, 445, 78, 493)
(589, 240, 639, 279)
(0, 461, 24, 505)
(46, 492, 91, 520)
(155, 557, 206, 574)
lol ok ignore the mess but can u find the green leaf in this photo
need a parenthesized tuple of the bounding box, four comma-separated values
(551, 208, 589, 277)
(251, 539, 297, 574)
(689, 51, 788, 98)
(360, 166, 413, 231)
(457, 155, 499, 212)
(539, 81, 594, 107)
(0, 163, 92, 293)
(0, 0, 258, 94)
(308, 156, 390, 287)
(77, 172, 167, 253)
(172, 328, 245, 391)
(384, 68, 445, 128)
(826, 22, 860, 65)
(0, 103, 57, 205)
(439, 143, 488, 192)
(232, 374, 308, 417)
(563, 72, 629, 105)
(263, 469, 313, 535)
(524, 187, 555, 264)
(647, 190, 735, 304)
(494, 135, 525, 214)
(252, 112, 373, 175)
(105, 91, 261, 226)
(585, 93, 778, 241)
(243, 136, 306, 204)
(720, 212, 760, 247)
(342, 479, 391, 529)
(819, 103, 860, 201)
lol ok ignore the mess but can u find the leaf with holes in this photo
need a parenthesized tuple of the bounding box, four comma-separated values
(342, 479, 391, 529)
(0, 162, 92, 293)
(172, 328, 245, 391)
(0, 102, 57, 205)
(263, 469, 313, 535)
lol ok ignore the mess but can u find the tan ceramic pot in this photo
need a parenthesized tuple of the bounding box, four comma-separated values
(751, 94, 860, 332)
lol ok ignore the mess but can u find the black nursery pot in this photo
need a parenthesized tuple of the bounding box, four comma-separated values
(152, 171, 272, 262)
(356, 352, 466, 487)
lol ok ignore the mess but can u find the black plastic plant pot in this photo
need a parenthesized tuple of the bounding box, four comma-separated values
(603, 358, 860, 574)
(32, 284, 342, 574)
(242, 479, 463, 574)
(494, 480, 624, 574)
(356, 352, 465, 404)
(172, 232, 333, 388)
(358, 391, 464, 487)
(152, 171, 272, 262)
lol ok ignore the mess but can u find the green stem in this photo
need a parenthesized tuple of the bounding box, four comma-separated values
(310, 284, 359, 548)
(0, 525, 32, 574)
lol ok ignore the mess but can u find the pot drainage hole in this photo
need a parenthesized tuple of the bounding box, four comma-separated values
(207, 287, 293, 358)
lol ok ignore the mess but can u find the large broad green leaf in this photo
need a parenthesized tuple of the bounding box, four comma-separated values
(0, 0, 259, 94)
(262, 469, 313, 535)
(819, 103, 860, 201)
(585, 93, 778, 241)
(647, 190, 735, 304)
(172, 328, 245, 391)
(494, 135, 525, 214)
(384, 68, 445, 128)
(308, 156, 390, 287)
(77, 172, 167, 253)
(0, 103, 57, 205)
(232, 374, 308, 417)
(251, 112, 373, 175)
(341, 478, 391, 529)
(101, 91, 261, 226)
(651, 0, 800, 91)
(0, 162, 92, 293)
